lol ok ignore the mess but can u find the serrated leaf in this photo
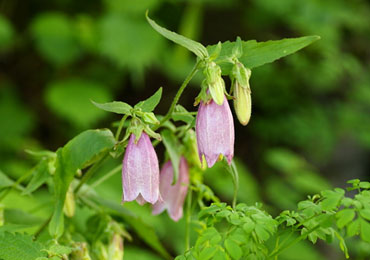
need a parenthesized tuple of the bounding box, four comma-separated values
(255, 225, 270, 242)
(49, 129, 116, 238)
(161, 129, 181, 184)
(208, 36, 320, 74)
(146, 12, 208, 58)
(135, 87, 162, 112)
(0, 232, 47, 260)
(22, 159, 50, 195)
(224, 238, 242, 259)
(336, 209, 356, 229)
(91, 100, 132, 115)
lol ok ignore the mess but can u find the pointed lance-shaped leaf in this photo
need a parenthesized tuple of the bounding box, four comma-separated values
(146, 11, 208, 59)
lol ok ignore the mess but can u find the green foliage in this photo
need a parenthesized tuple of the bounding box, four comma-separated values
(161, 129, 181, 183)
(208, 36, 320, 74)
(0, 14, 14, 51)
(0, 232, 47, 260)
(146, 12, 208, 59)
(45, 79, 112, 128)
(49, 129, 116, 238)
(30, 12, 82, 65)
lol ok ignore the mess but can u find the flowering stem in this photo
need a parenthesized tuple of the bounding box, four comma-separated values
(185, 188, 193, 251)
(91, 164, 122, 188)
(153, 60, 201, 131)
(115, 114, 129, 141)
(74, 153, 109, 194)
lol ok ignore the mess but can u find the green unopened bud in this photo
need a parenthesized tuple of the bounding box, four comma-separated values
(204, 62, 225, 105)
(232, 62, 252, 125)
(0, 204, 4, 226)
(71, 243, 92, 260)
(108, 234, 124, 260)
(234, 81, 252, 125)
(63, 184, 75, 218)
(142, 112, 159, 125)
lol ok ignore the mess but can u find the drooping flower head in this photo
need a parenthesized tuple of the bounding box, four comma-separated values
(196, 95, 234, 167)
(152, 157, 189, 221)
(122, 132, 160, 205)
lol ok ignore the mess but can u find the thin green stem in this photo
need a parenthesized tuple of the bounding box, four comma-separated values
(115, 114, 129, 141)
(0, 169, 33, 203)
(90, 164, 122, 188)
(185, 188, 193, 251)
(34, 215, 52, 239)
(153, 60, 201, 131)
(74, 153, 108, 194)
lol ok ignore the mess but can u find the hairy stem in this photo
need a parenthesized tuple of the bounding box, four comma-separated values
(115, 114, 129, 141)
(153, 60, 201, 131)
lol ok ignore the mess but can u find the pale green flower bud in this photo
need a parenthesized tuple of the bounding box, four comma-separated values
(108, 234, 124, 260)
(232, 63, 252, 125)
(234, 81, 252, 125)
(63, 184, 75, 218)
(71, 242, 91, 260)
(204, 62, 225, 105)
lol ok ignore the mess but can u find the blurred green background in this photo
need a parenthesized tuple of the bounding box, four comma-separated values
(0, 0, 369, 259)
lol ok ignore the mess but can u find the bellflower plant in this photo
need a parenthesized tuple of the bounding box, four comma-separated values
(152, 157, 189, 221)
(196, 95, 235, 167)
(122, 132, 160, 205)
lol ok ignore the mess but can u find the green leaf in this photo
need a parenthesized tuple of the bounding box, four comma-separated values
(0, 170, 14, 190)
(334, 231, 349, 259)
(347, 219, 360, 237)
(172, 105, 195, 124)
(224, 238, 242, 259)
(0, 14, 14, 50)
(146, 12, 208, 59)
(30, 12, 81, 65)
(360, 218, 370, 243)
(161, 129, 181, 184)
(255, 225, 270, 242)
(45, 79, 112, 128)
(22, 159, 50, 195)
(49, 129, 115, 238)
(207, 36, 320, 74)
(124, 215, 172, 259)
(320, 189, 344, 211)
(360, 209, 370, 220)
(135, 87, 162, 112)
(47, 244, 73, 255)
(199, 247, 218, 260)
(0, 232, 47, 260)
(91, 100, 133, 115)
(336, 209, 356, 229)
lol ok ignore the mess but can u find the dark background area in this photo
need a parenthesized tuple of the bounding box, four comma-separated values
(1, 0, 369, 258)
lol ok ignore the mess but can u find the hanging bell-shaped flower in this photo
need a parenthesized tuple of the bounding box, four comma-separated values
(196, 95, 234, 167)
(152, 157, 189, 221)
(122, 132, 160, 205)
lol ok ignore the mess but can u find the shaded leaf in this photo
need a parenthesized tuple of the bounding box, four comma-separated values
(146, 12, 208, 58)
(22, 159, 50, 195)
(49, 129, 115, 238)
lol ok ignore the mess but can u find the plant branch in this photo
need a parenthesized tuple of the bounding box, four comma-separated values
(153, 60, 201, 131)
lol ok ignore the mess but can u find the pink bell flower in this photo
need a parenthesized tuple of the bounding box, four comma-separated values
(152, 157, 189, 221)
(122, 132, 160, 205)
(196, 96, 234, 167)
